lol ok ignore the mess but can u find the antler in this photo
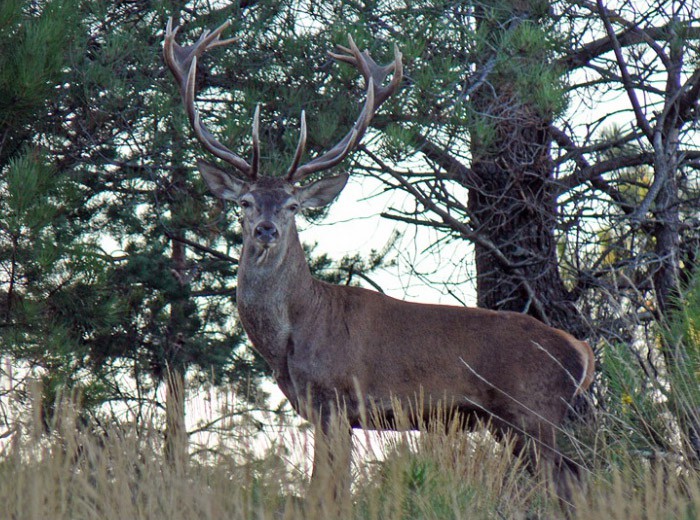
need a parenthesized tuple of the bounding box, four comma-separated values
(163, 18, 259, 180)
(287, 35, 403, 183)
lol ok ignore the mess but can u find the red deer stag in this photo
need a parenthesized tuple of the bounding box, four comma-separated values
(164, 19, 594, 506)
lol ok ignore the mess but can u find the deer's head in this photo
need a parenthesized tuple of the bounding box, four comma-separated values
(163, 19, 402, 256)
(196, 161, 349, 253)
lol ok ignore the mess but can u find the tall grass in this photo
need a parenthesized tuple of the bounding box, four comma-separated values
(3, 392, 700, 520)
(0, 403, 543, 519)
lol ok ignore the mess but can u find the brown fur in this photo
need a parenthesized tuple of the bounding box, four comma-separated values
(197, 169, 595, 506)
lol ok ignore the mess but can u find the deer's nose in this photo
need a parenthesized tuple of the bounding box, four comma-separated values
(254, 221, 279, 244)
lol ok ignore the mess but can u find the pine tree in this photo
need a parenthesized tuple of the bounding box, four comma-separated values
(0, 1, 260, 458)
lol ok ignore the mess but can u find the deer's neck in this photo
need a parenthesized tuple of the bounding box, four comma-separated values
(236, 231, 315, 366)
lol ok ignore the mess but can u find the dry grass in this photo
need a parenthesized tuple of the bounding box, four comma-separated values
(3, 398, 700, 520)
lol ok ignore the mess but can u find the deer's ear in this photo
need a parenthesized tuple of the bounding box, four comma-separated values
(197, 159, 248, 201)
(297, 173, 349, 208)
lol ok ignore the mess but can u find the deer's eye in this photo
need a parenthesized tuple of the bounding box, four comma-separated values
(240, 199, 251, 209)
(287, 203, 300, 213)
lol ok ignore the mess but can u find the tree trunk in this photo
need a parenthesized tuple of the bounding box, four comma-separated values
(164, 365, 187, 472)
(467, 3, 587, 339)
(163, 163, 190, 472)
(653, 167, 681, 319)
(649, 35, 700, 458)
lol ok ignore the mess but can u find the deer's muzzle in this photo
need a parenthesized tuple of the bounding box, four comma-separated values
(254, 221, 279, 245)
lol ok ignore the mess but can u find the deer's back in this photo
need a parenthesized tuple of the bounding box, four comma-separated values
(296, 282, 592, 424)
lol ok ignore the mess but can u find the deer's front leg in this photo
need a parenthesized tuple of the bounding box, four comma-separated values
(308, 412, 353, 514)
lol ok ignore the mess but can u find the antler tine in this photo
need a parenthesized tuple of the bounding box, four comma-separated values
(292, 83, 374, 179)
(164, 18, 232, 99)
(285, 111, 308, 180)
(252, 104, 260, 178)
(164, 18, 257, 180)
(288, 35, 403, 183)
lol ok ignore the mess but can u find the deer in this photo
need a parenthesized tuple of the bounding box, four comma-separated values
(163, 18, 595, 509)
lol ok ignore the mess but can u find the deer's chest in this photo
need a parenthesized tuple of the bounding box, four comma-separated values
(236, 299, 319, 405)
(237, 289, 291, 365)
(237, 284, 357, 416)
(282, 329, 359, 415)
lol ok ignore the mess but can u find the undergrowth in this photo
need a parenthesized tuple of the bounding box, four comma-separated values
(3, 396, 700, 520)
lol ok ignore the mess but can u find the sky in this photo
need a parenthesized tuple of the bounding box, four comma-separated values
(299, 174, 477, 306)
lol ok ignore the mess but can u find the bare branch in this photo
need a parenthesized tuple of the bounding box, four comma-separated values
(165, 231, 238, 264)
(596, 0, 654, 140)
